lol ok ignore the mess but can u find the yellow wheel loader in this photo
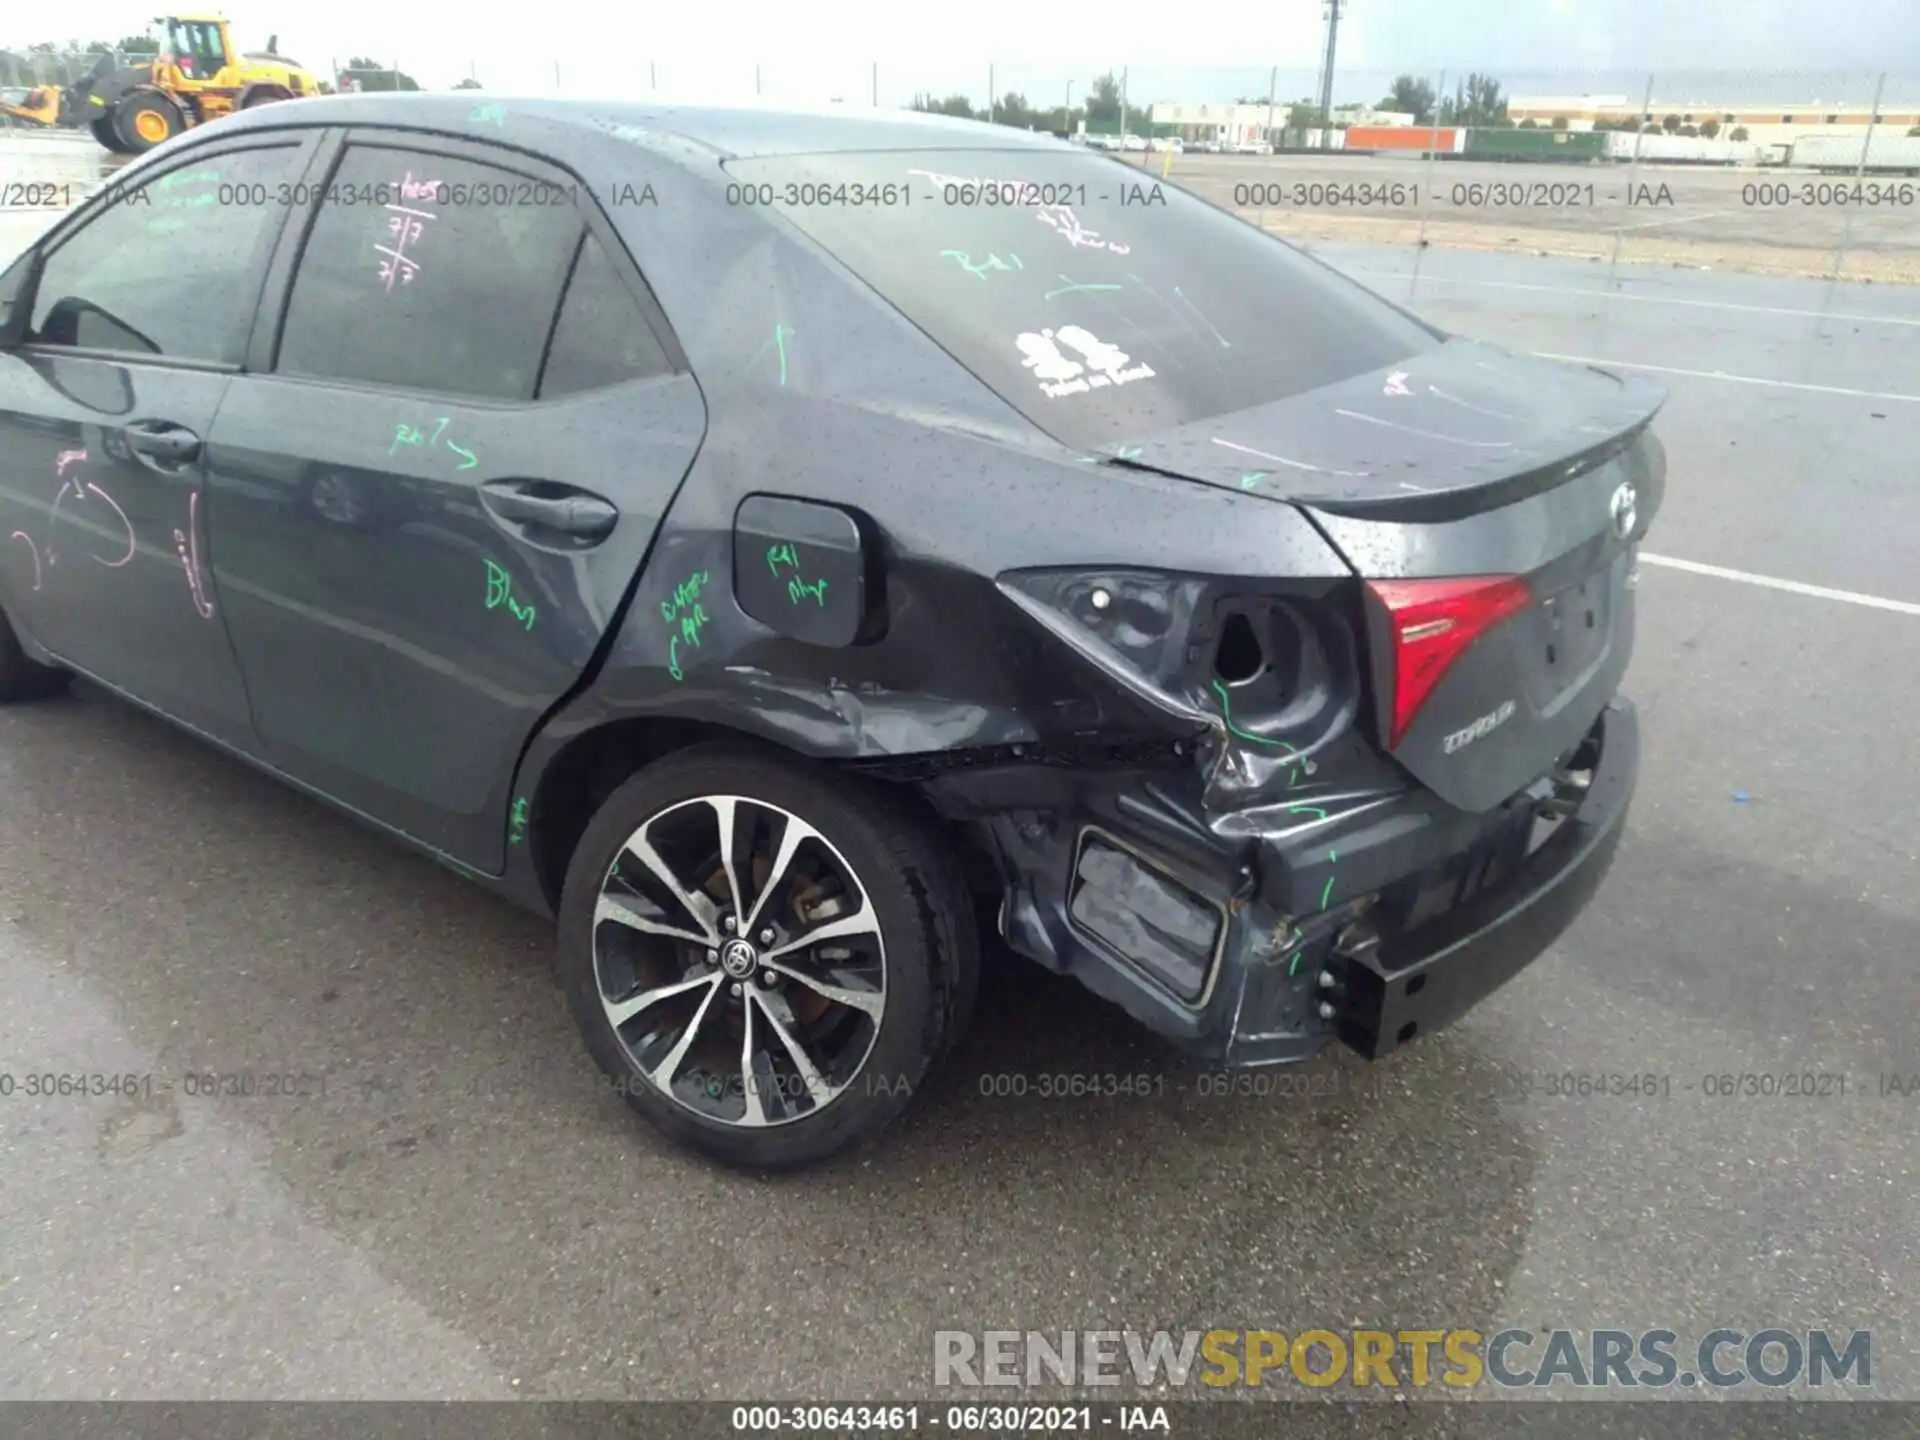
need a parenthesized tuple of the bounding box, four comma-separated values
(0, 16, 319, 154)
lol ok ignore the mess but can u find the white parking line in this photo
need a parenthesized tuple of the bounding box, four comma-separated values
(1535, 353, 1920, 404)
(1346, 270, 1920, 328)
(1617, 207, 1739, 232)
(1640, 553, 1920, 616)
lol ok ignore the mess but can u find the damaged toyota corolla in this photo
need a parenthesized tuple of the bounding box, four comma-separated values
(0, 98, 1663, 1170)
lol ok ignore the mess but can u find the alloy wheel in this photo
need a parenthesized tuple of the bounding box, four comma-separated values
(591, 795, 888, 1127)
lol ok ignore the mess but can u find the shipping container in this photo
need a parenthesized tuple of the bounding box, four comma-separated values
(1462, 128, 1608, 161)
(1603, 133, 1765, 166)
(1787, 132, 1920, 174)
(1342, 124, 1460, 154)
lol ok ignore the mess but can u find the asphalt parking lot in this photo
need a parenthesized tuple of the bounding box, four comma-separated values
(1, 131, 1917, 1416)
(1121, 151, 1920, 282)
(1140, 150, 1920, 253)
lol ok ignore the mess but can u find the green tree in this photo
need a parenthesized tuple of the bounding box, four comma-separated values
(992, 90, 1043, 128)
(1661, 113, 1682, 133)
(344, 56, 421, 92)
(1730, 126, 1749, 140)
(1084, 71, 1122, 129)
(453, 77, 481, 90)
(1437, 72, 1508, 128)
(1518, 118, 1537, 128)
(116, 33, 159, 55)
(910, 92, 976, 119)
(1378, 74, 1436, 124)
(1698, 119, 1720, 138)
(1551, 115, 1569, 130)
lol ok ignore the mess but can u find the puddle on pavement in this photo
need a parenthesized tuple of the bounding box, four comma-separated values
(0, 128, 136, 208)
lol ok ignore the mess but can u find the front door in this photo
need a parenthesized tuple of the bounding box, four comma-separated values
(0, 140, 316, 745)
(207, 133, 704, 869)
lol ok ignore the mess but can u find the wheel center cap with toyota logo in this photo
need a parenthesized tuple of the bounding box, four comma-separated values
(720, 938, 760, 978)
(1610, 482, 1638, 540)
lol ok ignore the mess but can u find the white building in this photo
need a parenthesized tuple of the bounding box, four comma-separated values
(1509, 95, 1920, 149)
(1148, 101, 1412, 145)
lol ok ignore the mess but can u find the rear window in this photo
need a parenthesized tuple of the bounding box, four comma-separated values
(724, 149, 1439, 452)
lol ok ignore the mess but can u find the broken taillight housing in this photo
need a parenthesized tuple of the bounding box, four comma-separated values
(1366, 576, 1532, 749)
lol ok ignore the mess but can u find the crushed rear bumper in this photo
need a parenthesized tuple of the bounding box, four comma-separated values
(1327, 697, 1636, 1060)
(965, 698, 1638, 1068)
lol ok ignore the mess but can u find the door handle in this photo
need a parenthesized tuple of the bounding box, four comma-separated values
(123, 421, 202, 466)
(479, 481, 618, 543)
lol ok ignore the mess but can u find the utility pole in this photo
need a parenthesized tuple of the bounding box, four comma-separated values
(1264, 63, 1277, 146)
(1121, 66, 1130, 144)
(1316, 0, 1343, 149)
(1065, 79, 1075, 134)
(872, 62, 877, 107)
(989, 64, 995, 123)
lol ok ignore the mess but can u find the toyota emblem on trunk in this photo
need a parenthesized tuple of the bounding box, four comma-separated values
(1610, 482, 1638, 539)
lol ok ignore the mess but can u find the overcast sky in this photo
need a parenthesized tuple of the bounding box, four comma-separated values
(9, 0, 1917, 103)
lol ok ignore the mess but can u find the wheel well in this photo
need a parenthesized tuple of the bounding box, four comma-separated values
(526, 718, 998, 914)
(530, 717, 724, 907)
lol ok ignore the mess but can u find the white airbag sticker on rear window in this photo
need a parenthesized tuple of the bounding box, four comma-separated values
(906, 168, 1131, 254)
(1016, 326, 1156, 399)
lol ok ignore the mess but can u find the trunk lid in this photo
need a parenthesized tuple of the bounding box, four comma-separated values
(1120, 339, 1668, 812)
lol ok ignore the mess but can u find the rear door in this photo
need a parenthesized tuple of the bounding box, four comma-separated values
(0, 137, 320, 746)
(206, 130, 704, 869)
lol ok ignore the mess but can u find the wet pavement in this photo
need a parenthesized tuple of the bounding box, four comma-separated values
(0, 127, 131, 204)
(0, 138, 1916, 1414)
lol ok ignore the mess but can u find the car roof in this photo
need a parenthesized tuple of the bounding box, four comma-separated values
(211, 93, 1076, 160)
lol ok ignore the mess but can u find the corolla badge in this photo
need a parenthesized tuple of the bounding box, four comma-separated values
(1444, 699, 1516, 755)
(1610, 481, 1638, 540)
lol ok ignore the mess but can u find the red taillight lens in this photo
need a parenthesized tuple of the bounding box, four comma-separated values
(1367, 576, 1532, 749)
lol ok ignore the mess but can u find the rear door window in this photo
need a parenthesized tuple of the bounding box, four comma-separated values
(536, 232, 672, 398)
(275, 145, 581, 400)
(726, 150, 1439, 451)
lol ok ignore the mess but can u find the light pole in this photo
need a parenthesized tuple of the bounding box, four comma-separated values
(1316, 0, 1344, 149)
(1065, 79, 1074, 133)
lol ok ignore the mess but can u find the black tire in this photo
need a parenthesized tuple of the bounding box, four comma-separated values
(240, 87, 290, 109)
(113, 92, 181, 154)
(557, 741, 978, 1171)
(88, 116, 129, 153)
(0, 608, 70, 702)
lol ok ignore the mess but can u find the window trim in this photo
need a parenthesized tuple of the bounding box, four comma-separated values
(245, 124, 689, 406)
(261, 129, 586, 403)
(17, 132, 326, 372)
(532, 215, 682, 400)
(570, 179, 690, 381)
